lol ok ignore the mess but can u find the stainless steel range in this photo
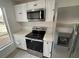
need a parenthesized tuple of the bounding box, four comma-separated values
(25, 26, 47, 57)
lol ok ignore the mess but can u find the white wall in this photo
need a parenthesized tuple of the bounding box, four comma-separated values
(56, 0, 79, 33)
(56, 0, 79, 23)
(56, 0, 79, 8)
(57, 26, 73, 33)
(57, 6, 79, 25)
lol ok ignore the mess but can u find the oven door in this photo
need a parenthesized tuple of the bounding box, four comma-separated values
(26, 39, 43, 53)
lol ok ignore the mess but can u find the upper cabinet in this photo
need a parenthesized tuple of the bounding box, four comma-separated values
(27, 0, 45, 10)
(14, 0, 55, 22)
(14, 3, 28, 22)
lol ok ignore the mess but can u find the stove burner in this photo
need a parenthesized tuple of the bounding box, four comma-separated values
(25, 30, 46, 40)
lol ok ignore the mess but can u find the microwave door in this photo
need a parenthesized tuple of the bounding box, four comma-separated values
(27, 9, 45, 21)
(27, 11, 40, 19)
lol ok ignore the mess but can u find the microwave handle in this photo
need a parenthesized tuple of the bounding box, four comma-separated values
(40, 11, 41, 19)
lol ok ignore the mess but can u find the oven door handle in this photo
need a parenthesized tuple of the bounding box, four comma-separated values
(40, 11, 41, 19)
(26, 38, 43, 42)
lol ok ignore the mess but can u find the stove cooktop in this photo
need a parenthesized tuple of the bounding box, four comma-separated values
(25, 30, 46, 40)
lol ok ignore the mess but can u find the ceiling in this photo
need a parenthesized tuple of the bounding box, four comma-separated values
(12, 0, 37, 4)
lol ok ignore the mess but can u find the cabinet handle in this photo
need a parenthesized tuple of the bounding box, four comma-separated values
(53, 14, 55, 22)
(19, 13, 22, 14)
(50, 52, 51, 54)
(34, 4, 37, 6)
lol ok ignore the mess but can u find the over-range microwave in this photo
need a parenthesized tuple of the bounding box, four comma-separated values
(27, 9, 45, 22)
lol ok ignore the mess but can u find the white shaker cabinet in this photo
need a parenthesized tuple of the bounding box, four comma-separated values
(13, 35, 27, 50)
(14, 3, 28, 22)
(27, 0, 45, 10)
(43, 40, 53, 57)
(46, 0, 55, 22)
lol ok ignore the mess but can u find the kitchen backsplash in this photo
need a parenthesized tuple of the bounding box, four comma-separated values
(19, 22, 53, 32)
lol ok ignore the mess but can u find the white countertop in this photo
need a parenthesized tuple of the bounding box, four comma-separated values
(13, 29, 32, 37)
(13, 29, 53, 42)
(43, 29, 53, 42)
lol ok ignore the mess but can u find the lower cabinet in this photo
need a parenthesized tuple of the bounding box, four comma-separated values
(43, 40, 53, 57)
(13, 35, 27, 50)
(13, 35, 53, 57)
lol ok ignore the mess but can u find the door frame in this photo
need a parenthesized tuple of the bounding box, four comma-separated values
(1, 8, 14, 44)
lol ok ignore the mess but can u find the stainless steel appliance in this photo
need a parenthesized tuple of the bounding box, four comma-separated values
(54, 24, 79, 58)
(57, 33, 70, 47)
(68, 24, 79, 58)
(57, 36, 70, 47)
(27, 9, 45, 22)
(25, 26, 47, 57)
(54, 32, 72, 58)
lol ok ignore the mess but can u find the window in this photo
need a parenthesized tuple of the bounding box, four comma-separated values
(0, 8, 11, 48)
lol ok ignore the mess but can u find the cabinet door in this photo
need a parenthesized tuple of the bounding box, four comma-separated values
(27, 0, 45, 10)
(43, 41, 52, 57)
(20, 39, 27, 50)
(15, 4, 28, 22)
(27, 1, 37, 10)
(34, 0, 45, 9)
(46, 0, 55, 21)
(14, 35, 27, 50)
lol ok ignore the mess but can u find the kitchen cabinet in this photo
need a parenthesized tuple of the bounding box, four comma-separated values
(27, 0, 45, 10)
(14, 3, 28, 22)
(46, 0, 55, 22)
(13, 35, 27, 50)
(43, 40, 53, 57)
(14, 0, 56, 22)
